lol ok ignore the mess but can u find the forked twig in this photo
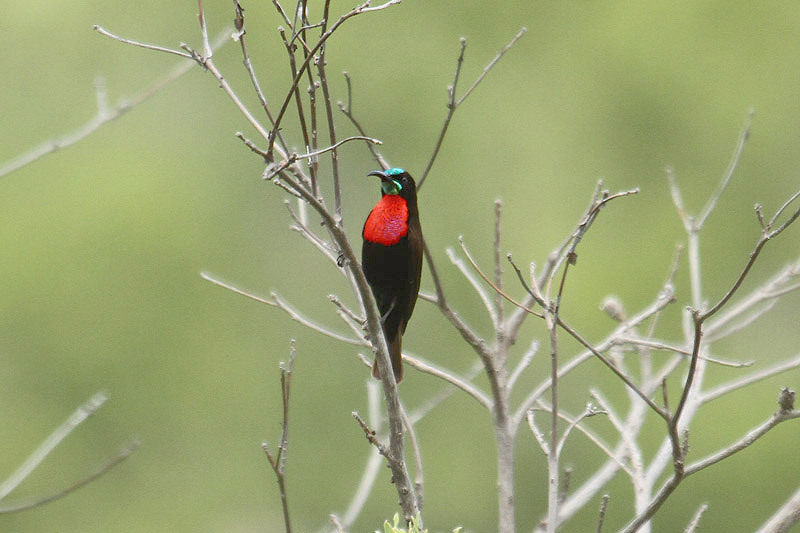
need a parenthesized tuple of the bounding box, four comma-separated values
(263, 340, 297, 533)
(418, 28, 526, 190)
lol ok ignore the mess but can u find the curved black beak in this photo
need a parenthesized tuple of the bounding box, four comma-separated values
(367, 170, 390, 181)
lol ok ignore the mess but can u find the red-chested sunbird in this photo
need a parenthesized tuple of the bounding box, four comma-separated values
(361, 168, 423, 383)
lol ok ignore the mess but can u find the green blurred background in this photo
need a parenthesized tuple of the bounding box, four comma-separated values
(2, 1, 799, 531)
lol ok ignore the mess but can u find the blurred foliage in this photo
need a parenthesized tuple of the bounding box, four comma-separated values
(381, 513, 460, 533)
(1, 1, 799, 532)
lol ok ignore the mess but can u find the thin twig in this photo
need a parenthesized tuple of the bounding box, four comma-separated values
(0, 441, 139, 513)
(673, 190, 800, 426)
(458, 238, 543, 317)
(1, 27, 230, 179)
(512, 281, 675, 427)
(684, 408, 800, 477)
(266, 0, 402, 159)
(263, 136, 382, 181)
(338, 72, 389, 169)
(506, 253, 668, 419)
(317, 0, 344, 220)
(702, 353, 800, 404)
(422, 241, 494, 363)
(418, 28, 526, 190)
(446, 247, 498, 327)
(696, 110, 753, 228)
(337, 382, 383, 529)
(614, 336, 752, 367)
(234, 1, 290, 155)
(352, 412, 390, 459)
(493, 200, 506, 328)
(684, 503, 708, 533)
(93, 25, 192, 58)
(263, 340, 297, 533)
(403, 354, 492, 411)
(597, 494, 610, 533)
(0, 392, 109, 501)
(200, 272, 366, 347)
(400, 402, 424, 511)
(508, 339, 539, 392)
(277, 25, 314, 193)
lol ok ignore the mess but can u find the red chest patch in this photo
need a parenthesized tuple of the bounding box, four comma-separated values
(363, 195, 409, 246)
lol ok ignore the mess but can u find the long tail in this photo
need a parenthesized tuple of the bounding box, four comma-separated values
(372, 327, 404, 383)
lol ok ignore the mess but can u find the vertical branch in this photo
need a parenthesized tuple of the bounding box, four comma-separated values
(417, 27, 526, 191)
(544, 305, 560, 533)
(196, 0, 212, 59)
(278, 27, 316, 194)
(493, 200, 506, 330)
(234, 1, 290, 155)
(338, 72, 390, 169)
(263, 340, 297, 533)
(296, 183, 419, 521)
(400, 403, 425, 511)
(317, 0, 344, 221)
(417, 37, 466, 191)
(299, 1, 320, 186)
(266, 1, 402, 160)
(452, 234, 516, 533)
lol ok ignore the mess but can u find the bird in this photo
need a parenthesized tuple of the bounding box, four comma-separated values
(361, 168, 423, 383)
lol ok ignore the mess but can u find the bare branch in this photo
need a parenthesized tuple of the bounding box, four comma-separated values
(614, 336, 752, 368)
(527, 410, 550, 456)
(597, 494, 610, 533)
(446, 246, 498, 327)
(665, 166, 690, 230)
(336, 382, 383, 529)
(508, 339, 539, 392)
(418, 28, 526, 190)
(589, 390, 644, 480)
(493, 200, 506, 327)
(422, 241, 494, 362)
(513, 282, 675, 427)
(400, 402, 424, 510)
(685, 407, 800, 477)
(702, 353, 800, 404)
(623, 404, 800, 533)
(459, 238, 542, 317)
(263, 340, 296, 533)
(0, 392, 109, 502)
(93, 24, 192, 59)
(266, 1, 402, 159)
(233, 1, 289, 154)
(770, 189, 800, 229)
(702, 190, 800, 322)
(0, 441, 138, 514)
(200, 272, 366, 347)
(352, 412, 390, 459)
(403, 354, 492, 411)
(684, 503, 708, 533)
(1, 27, 230, 179)
(407, 360, 485, 424)
(338, 72, 390, 169)
(196, 0, 213, 59)
(757, 485, 800, 533)
(696, 110, 753, 228)
(316, 0, 344, 220)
